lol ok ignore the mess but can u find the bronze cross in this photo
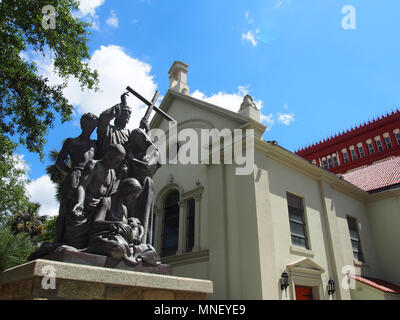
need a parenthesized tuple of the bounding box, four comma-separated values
(126, 86, 175, 123)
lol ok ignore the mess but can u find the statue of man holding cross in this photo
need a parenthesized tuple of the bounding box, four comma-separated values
(96, 87, 175, 245)
(97, 92, 132, 158)
(123, 86, 174, 245)
(29, 86, 175, 271)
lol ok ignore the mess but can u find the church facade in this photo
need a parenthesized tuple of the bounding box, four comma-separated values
(149, 61, 400, 300)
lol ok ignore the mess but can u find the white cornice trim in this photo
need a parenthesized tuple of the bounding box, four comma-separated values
(160, 250, 209, 266)
(367, 186, 400, 203)
(254, 138, 370, 201)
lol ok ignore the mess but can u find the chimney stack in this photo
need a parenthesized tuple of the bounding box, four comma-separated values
(168, 61, 189, 95)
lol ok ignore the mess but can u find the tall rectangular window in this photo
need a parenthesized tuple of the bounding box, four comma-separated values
(376, 139, 384, 152)
(185, 199, 195, 253)
(367, 142, 375, 155)
(384, 136, 392, 149)
(162, 191, 180, 257)
(358, 146, 365, 158)
(346, 216, 364, 262)
(333, 155, 339, 167)
(395, 132, 400, 145)
(287, 193, 309, 249)
(322, 159, 328, 169)
(343, 151, 349, 164)
(327, 157, 333, 168)
(350, 149, 357, 161)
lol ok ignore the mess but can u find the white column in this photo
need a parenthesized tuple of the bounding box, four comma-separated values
(192, 193, 202, 252)
(153, 205, 162, 255)
(176, 200, 186, 255)
(318, 179, 351, 300)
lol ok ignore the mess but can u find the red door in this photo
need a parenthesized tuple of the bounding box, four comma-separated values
(295, 286, 314, 300)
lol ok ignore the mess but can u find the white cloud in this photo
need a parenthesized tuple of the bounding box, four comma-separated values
(277, 112, 295, 125)
(275, 0, 291, 8)
(79, 0, 105, 16)
(88, 19, 100, 30)
(106, 10, 119, 28)
(191, 86, 275, 129)
(3, 154, 29, 188)
(241, 30, 259, 47)
(191, 86, 263, 113)
(19, 51, 29, 61)
(14, 154, 29, 173)
(13, 154, 58, 217)
(34, 45, 158, 130)
(27, 175, 59, 217)
(245, 11, 255, 24)
(75, 0, 105, 30)
(261, 113, 274, 127)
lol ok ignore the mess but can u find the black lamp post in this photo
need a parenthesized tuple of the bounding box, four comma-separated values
(281, 271, 289, 291)
(328, 279, 336, 295)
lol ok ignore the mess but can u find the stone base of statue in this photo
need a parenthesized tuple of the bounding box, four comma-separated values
(0, 259, 213, 300)
(41, 250, 172, 275)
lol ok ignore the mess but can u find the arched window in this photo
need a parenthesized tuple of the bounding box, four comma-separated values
(162, 190, 180, 257)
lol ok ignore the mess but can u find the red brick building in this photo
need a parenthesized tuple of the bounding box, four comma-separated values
(296, 110, 400, 175)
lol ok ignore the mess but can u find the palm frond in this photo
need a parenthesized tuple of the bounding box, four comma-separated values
(46, 148, 67, 203)
(0, 228, 36, 271)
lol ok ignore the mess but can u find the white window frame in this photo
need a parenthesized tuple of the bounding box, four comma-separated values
(366, 139, 374, 155)
(374, 136, 384, 152)
(286, 192, 311, 250)
(393, 129, 400, 145)
(332, 153, 339, 167)
(349, 146, 357, 161)
(342, 149, 349, 164)
(383, 132, 392, 149)
(327, 156, 333, 168)
(322, 157, 328, 169)
(346, 215, 365, 263)
(357, 143, 365, 158)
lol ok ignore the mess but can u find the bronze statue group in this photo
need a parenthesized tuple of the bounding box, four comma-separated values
(30, 92, 162, 266)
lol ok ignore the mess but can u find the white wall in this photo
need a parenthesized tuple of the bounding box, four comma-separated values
(151, 93, 397, 300)
(264, 156, 334, 299)
(367, 193, 400, 286)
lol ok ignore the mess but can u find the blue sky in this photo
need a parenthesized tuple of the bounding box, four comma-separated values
(18, 0, 400, 215)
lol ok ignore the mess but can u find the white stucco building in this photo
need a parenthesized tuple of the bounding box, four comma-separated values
(149, 61, 400, 300)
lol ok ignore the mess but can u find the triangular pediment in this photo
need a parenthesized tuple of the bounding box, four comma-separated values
(287, 258, 325, 274)
(151, 90, 249, 129)
(150, 90, 266, 136)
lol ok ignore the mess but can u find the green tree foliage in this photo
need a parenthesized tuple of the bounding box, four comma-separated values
(0, 228, 36, 271)
(0, 137, 31, 225)
(0, 0, 99, 159)
(38, 215, 57, 243)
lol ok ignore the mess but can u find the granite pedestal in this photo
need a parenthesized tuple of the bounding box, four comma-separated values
(0, 259, 213, 300)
